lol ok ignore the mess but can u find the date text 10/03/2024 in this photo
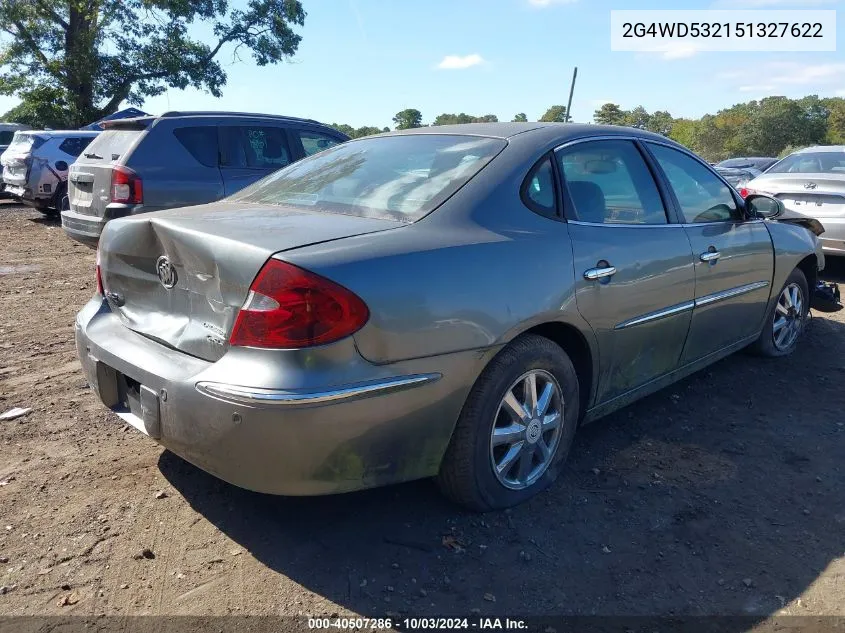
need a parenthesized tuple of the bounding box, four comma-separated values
(308, 617, 529, 630)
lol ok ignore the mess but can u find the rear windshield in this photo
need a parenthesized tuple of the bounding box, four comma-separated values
(80, 129, 143, 161)
(229, 134, 506, 222)
(768, 152, 845, 174)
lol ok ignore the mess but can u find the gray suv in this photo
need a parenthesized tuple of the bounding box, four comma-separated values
(61, 111, 349, 245)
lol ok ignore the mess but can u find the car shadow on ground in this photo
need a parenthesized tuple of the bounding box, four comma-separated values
(28, 212, 61, 226)
(159, 314, 845, 620)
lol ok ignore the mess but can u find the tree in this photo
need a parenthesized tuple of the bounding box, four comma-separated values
(539, 105, 567, 123)
(432, 113, 498, 126)
(624, 106, 651, 130)
(646, 110, 674, 136)
(512, 113, 528, 122)
(393, 108, 423, 130)
(0, 0, 306, 129)
(593, 103, 626, 126)
(823, 97, 845, 144)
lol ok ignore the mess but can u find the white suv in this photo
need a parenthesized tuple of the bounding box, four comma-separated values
(0, 130, 99, 214)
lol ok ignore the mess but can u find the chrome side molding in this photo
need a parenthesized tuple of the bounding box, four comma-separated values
(695, 281, 769, 307)
(196, 373, 442, 407)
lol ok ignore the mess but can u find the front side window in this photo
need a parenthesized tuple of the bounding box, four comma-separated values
(556, 140, 667, 225)
(230, 134, 506, 222)
(298, 130, 342, 157)
(221, 126, 291, 170)
(648, 143, 739, 224)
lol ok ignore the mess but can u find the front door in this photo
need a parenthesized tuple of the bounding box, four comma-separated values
(645, 142, 774, 363)
(556, 139, 696, 404)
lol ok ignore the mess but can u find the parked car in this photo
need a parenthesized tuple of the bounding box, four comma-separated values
(0, 122, 32, 198)
(75, 123, 826, 511)
(715, 166, 762, 190)
(716, 156, 778, 172)
(742, 145, 845, 256)
(62, 111, 349, 245)
(0, 130, 99, 213)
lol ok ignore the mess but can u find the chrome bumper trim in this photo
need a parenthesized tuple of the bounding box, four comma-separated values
(615, 301, 695, 330)
(195, 373, 442, 407)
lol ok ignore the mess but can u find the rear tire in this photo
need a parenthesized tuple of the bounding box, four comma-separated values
(750, 268, 809, 357)
(437, 334, 580, 511)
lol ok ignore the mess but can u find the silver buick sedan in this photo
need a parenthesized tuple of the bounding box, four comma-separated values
(75, 123, 825, 511)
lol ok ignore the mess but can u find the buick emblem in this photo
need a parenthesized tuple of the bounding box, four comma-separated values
(156, 256, 177, 289)
(804, 182, 818, 190)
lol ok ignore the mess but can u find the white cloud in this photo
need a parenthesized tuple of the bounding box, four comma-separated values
(721, 62, 845, 95)
(766, 62, 845, 85)
(528, 0, 578, 6)
(662, 45, 698, 60)
(739, 84, 775, 92)
(436, 54, 485, 70)
(837, 89, 845, 97)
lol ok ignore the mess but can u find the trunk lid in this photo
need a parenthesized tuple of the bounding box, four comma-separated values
(69, 126, 147, 217)
(99, 202, 401, 361)
(750, 174, 845, 219)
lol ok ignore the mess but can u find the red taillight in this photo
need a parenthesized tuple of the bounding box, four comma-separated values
(739, 187, 754, 199)
(111, 166, 143, 204)
(229, 259, 369, 349)
(95, 246, 104, 296)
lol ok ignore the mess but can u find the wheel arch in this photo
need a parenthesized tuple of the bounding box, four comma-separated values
(519, 321, 595, 419)
(796, 254, 818, 293)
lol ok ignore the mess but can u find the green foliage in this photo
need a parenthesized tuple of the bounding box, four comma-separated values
(393, 108, 423, 130)
(539, 105, 567, 123)
(329, 124, 387, 139)
(0, 0, 306, 128)
(432, 113, 498, 126)
(512, 113, 528, 122)
(591, 96, 844, 162)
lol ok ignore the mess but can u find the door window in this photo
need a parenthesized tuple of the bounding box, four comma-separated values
(648, 143, 740, 223)
(298, 130, 342, 157)
(556, 140, 667, 225)
(220, 126, 291, 170)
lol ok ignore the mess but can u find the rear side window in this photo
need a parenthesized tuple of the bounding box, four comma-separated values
(58, 137, 94, 157)
(173, 126, 219, 167)
(0, 131, 14, 145)
(557, 140, 667, 225)
(220, 126, 291, 170)
(522, 156, 557, 218)
(298, 130, 342, 156)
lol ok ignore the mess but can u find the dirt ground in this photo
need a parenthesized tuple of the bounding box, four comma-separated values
(1, 201, 844, 621)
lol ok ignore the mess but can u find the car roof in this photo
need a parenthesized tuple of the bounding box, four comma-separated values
(104, 111, 326, 127)
(794, 145, 845, 154)
(382, 122, 672, 143)
(19, 130, 100, 138)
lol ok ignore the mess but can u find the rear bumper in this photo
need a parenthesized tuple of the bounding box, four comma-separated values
(62, 204, 137, 246)
(75, 298, 483, 495)
(817, 217, 845, 255)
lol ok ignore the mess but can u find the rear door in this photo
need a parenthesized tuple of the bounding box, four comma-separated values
(219, 124, 293, 195)
(556, 139, 696, 404)
(645, 142, 774, 363)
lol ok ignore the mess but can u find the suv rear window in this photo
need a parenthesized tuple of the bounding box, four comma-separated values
(230, 134, 506, 222)
(80, 129, 143, 161)
(174, 126, 219, 167)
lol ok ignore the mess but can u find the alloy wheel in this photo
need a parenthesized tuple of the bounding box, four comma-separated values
(489, 369, 564, 490)
(773, 282, 805, 352)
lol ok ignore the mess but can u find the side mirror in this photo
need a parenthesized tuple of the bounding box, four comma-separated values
(745, 193, 784, 219)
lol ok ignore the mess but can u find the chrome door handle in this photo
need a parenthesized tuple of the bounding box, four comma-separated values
(584, 266, 617, 280)
(700, 250, 721, 263)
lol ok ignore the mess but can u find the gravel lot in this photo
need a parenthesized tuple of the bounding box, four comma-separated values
(1, 201, 844, 619)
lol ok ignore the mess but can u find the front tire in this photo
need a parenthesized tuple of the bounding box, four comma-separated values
(437, 334, 580, 511)
(751, 268, 809, 357)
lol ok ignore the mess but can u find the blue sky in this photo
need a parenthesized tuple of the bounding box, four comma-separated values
(1, 0, 844, 127)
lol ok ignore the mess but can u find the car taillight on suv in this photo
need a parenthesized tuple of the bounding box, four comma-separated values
(111, 166, 143, 204)
(229, 259, 369, 349)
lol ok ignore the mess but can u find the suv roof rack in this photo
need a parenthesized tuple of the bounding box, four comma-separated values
(158, 111, 321, 125)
